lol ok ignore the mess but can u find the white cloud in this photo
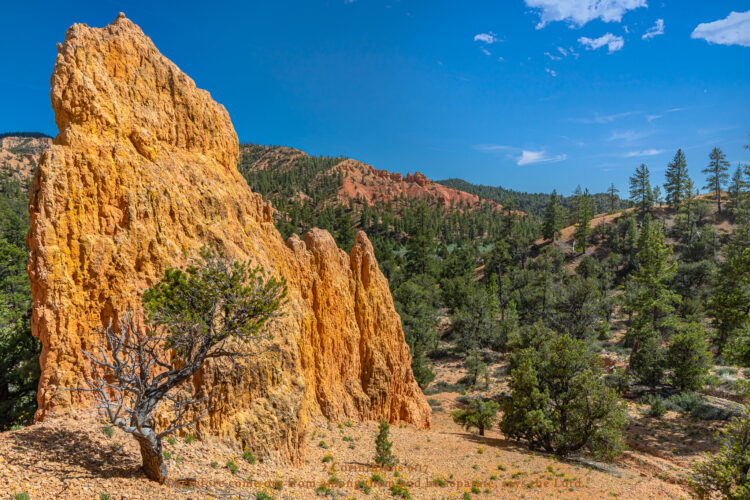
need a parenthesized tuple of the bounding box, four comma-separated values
(473, 144, 515, 152)
(642, 18, 664, 40)
(480, 46, 492, 56)
(474, 32, 499, 44)
(557, 46, 569, 56)
(646, 107, 685, 122)
(691, 11, 750, 47)
(625, 148, 665, 157)
(525, 0, 647, 29)
(608, 129, 649, 142)
(545, 51, 562, 60)
(517, 150, 567, 165)
(545, 67, 558, 76)
(578, 33, 625, 53)
(497, 56, 505, 62)
(573, 111, 638, 124)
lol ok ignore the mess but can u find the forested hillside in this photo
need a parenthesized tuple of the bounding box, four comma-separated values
(239, 141, 749, 401)
(0, 163, 39, 429)
(438, 177, 630, 216)
(238, 140, 750, 496)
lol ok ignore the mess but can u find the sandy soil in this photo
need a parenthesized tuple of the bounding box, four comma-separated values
(0, 357, 704, 500)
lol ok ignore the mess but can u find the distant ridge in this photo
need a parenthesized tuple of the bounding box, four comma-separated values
(0, 132, 52, 139)
(240, 143, 510, 212)
(437, 177, 629, 217)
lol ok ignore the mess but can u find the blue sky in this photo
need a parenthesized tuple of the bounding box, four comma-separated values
(2, 1, 749, 195)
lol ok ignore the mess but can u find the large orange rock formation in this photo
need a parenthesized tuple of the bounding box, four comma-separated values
(27, 13, 430, 462)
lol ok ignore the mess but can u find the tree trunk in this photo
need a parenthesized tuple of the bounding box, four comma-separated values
(136, 432, 167, 483)
(479, 426, 485, 436)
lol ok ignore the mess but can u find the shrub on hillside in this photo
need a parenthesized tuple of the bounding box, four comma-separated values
(451, 399, 499, 436)
(501, 333, 627, 460)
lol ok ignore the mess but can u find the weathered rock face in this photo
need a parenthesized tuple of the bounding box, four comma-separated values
(27, 13, 430, 462)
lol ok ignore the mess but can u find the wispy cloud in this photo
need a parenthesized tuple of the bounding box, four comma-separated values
(573, 111, 639, 124)
(474, 32, 499, 44)
(545, 45, 576, 61)
(474, 144, 567, 165)
(561, 136, 586, 147)
(525, 0, 647, 29)
(625, 149, 665, 157)
(642, 19, 665, 40)
(545, 68, 558, 77)
(517, 150, 567, 165)
(608, 129, 650, 142)
(646, 107, 685, 122)
(691, 10, 750, 47)
(480, 46, 492, 56)
(578, 33, 625, 53)
(473, 144, 515, 152)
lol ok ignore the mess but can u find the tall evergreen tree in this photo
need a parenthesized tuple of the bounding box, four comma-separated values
(708, 224, 750, 357)
(703, 147, 730, 213)
(542, 189, 564, 241)
(629, 163, 653, 214)
(606, 183, 619, 213)
(573, 188, 594, 253)
(626, 217, 679, 385)
(629, 217, 679, 335)
(664, 149, 690, 210)
(729, 164, 747, 215)
(652, 185, 663, 207)
(667, 323, 712, 391)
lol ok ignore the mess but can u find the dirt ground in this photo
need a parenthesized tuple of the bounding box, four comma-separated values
(1, 355, 709, 500)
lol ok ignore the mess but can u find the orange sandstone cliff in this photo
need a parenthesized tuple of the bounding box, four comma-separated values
(26, 13, 430, 462)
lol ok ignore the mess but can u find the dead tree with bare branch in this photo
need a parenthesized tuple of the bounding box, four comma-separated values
(76, 248, 287, 482)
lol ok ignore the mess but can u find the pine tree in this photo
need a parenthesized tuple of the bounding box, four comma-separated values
(652, 185, 663, 206)
(629, 217, 679, 335)
(451, 399, 499, 436)
(374, 419, 395, 466)
(703, 147, 730, 213)
(629, 164, 653, 214)
(542, 189, 564, 241)
(664, 149, 690, 210)
(729, 164, 747, 215)
(501, 334, 626, 459)
(682, 177, 698, 238)
(630, 331, 665, 386)
(708, 224, 750, 356)
(606, 183, 619, 213)
(573, 188, 594, 253)
(465, 348, 488, 388)
(667, 323, 712, 391)
(626, 217, 680, 385)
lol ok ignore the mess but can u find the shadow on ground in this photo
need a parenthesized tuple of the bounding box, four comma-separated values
(6, 423, 144, 486)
